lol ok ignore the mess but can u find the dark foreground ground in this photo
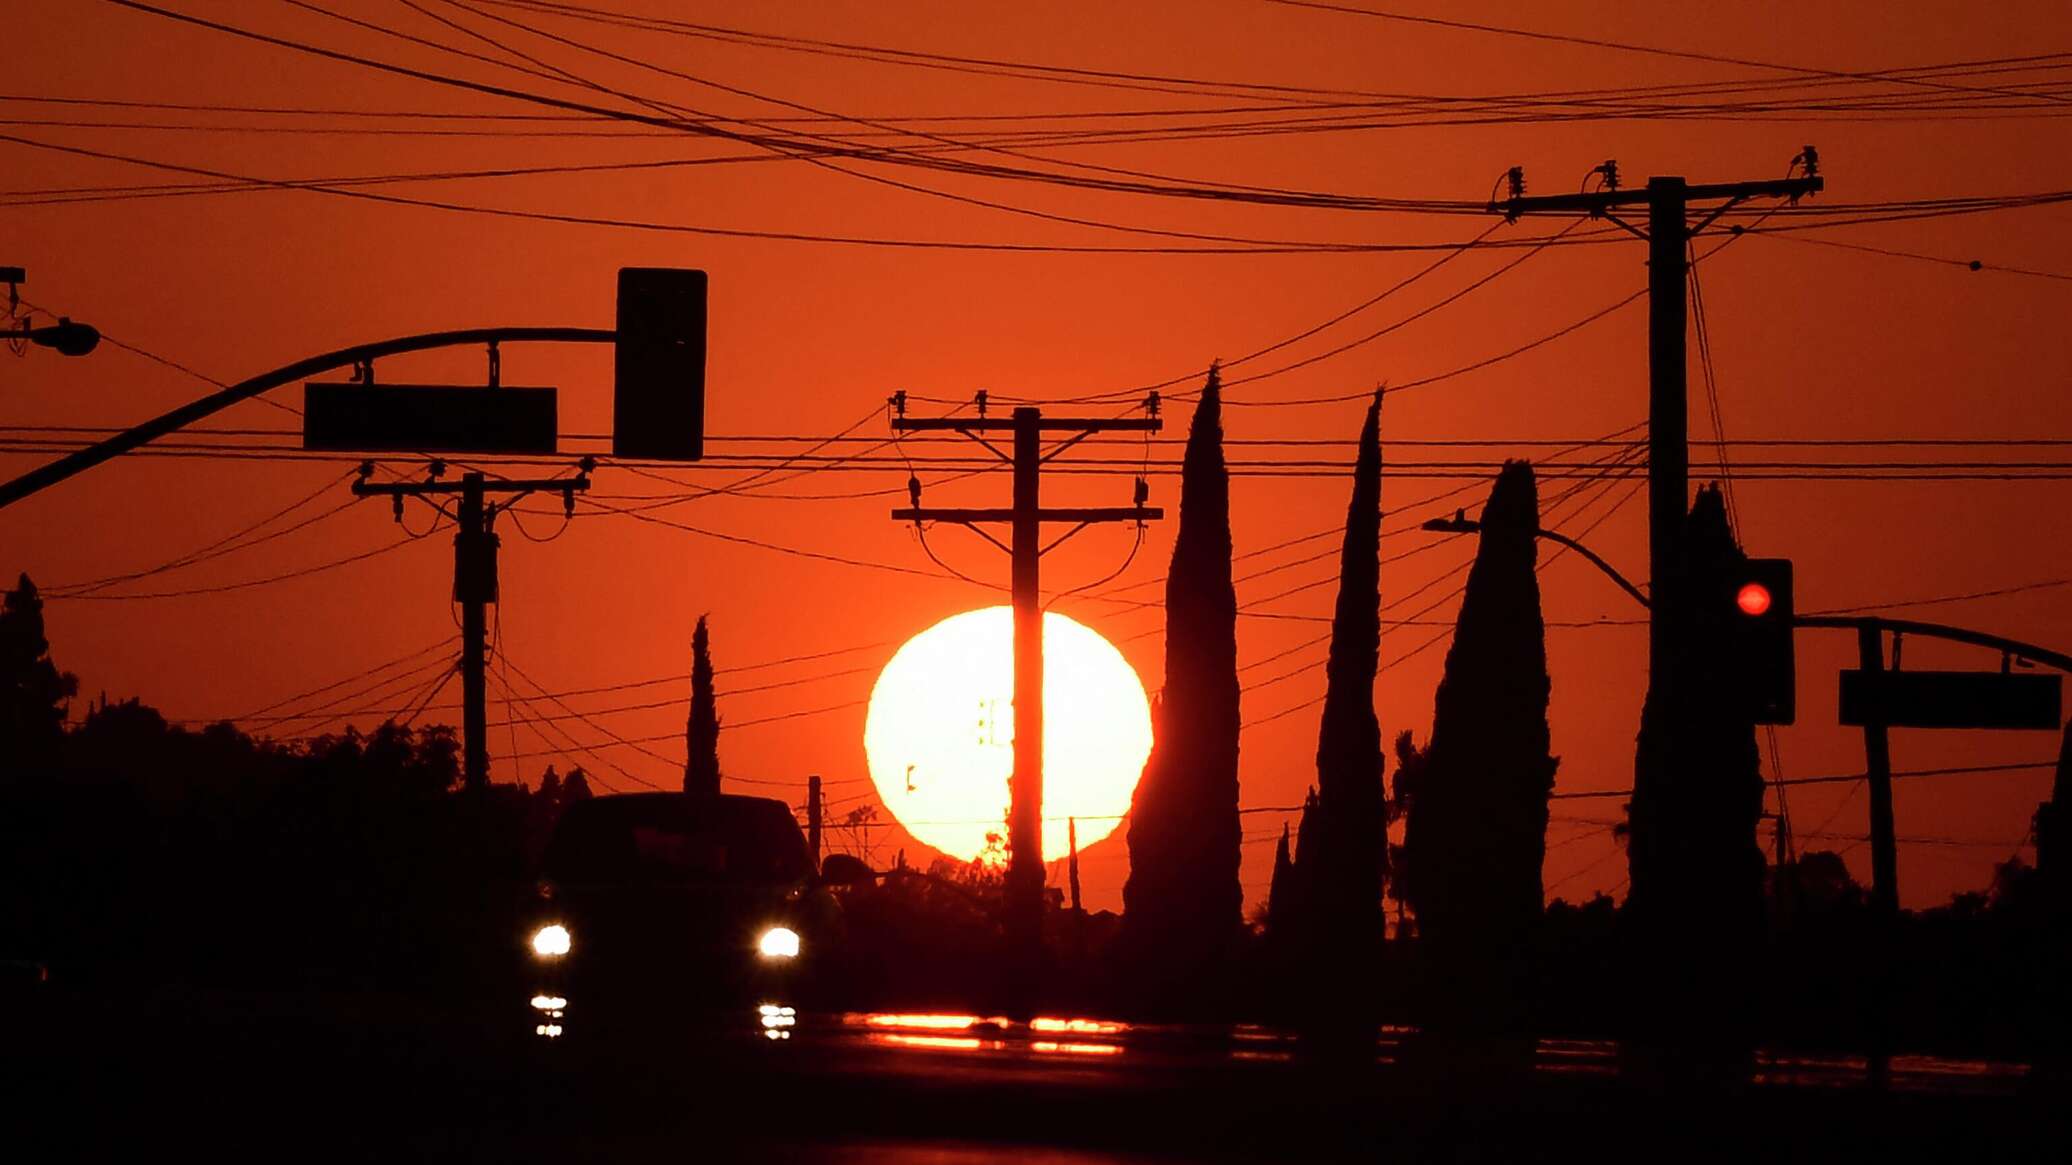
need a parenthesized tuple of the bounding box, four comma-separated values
(8, 985, 2065, 1162)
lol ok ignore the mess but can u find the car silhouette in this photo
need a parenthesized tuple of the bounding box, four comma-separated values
(525, 792, 843, 1034)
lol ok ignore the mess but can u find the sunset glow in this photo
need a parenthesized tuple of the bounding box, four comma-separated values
(863, 608, 1153, 864)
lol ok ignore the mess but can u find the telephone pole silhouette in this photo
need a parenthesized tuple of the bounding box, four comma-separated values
(1491, 150, 1822, 714)
(352, 463, 591, 791)
(889, 394, 1161, 976)
(807, 774, 824, 870)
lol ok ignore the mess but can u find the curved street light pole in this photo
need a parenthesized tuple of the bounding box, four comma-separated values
(0, 326, 613, 511)
(1421, 514, 1652, 610)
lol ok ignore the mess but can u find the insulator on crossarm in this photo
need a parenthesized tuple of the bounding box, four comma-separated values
(908, 474, 922, 510)
(975, 389, 988, 418)
(1491, 166, 1527, 221)
(1133, 476, 1149, 508)
(1144, 391, 1160, 418)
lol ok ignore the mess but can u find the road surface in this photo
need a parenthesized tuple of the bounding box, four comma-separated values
(9, 986, 2060, 1161)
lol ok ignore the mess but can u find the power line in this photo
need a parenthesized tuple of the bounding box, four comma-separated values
(1746, 230, 2072, 282)
(1547, 759, 2057, 801)
(42, 534, 425, 601)
(1265, 0, 2072, 108)
(214, 638, 455, 724)
(46, 469, 357, 596)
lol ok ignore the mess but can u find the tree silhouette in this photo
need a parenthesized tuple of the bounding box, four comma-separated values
(0, 574, 76, 768)
(685, 614, 722, 796)
(1266, 823, 1295, 937)
(1290, 392, 1389, 982)
(1623, 485, 1766, 1051)
(2035, 715, 2071, 913)
(563, 766, 594, 806)
(1401, 461, 1556, 1032)
(1123, 366, 1243, 995)
(1385, 730, 1426, 938)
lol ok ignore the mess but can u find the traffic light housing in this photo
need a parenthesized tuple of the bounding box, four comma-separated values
(1714, 557, 1795, 724)
(613, 267, 706, 461)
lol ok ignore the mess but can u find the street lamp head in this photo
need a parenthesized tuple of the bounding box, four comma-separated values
(27, 318, 100, 358)
(1421, 509, 1478, 534)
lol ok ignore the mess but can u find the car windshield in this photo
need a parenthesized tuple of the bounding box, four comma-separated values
(543, 794, 811, 887)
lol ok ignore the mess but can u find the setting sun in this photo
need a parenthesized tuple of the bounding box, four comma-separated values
(863, 608, 1153, 864)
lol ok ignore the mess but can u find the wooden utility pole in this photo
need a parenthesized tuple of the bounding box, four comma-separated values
(807, 774, 824, 870)
(890, 396, 1160, 974)
(352, 464, 591, 791)
(1856, 623, 1900, 918)
(1491, 153, 1823, 716)
(1067, 816, 1083, 917)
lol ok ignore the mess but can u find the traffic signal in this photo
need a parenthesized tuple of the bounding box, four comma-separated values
(613, 267, 707, 461)
(1712, 557, 1795, 724)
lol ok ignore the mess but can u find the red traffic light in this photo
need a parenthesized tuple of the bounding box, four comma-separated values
(1736, 581, 1773, 617)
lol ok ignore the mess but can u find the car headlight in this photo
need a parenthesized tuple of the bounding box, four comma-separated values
(757, 926, 801, 960)
(531, 923, 572, 958)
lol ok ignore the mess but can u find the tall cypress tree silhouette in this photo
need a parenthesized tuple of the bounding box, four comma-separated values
(1266, 823, 1295, 937)
(1401, 461, 1556, 1032)
(1624, 485, 1766, 1054)
(1299, 391, 1389, 975)
(1123, 367, 1243, 993)
(684, 615, 721, 796)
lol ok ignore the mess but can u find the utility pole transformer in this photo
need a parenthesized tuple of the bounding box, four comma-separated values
(352, 465, 591, 791)
(889, 398, 1161, 976)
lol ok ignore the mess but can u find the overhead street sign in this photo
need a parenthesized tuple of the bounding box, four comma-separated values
(1839, 669, 2062, 731)
(304, 383, 558, 455)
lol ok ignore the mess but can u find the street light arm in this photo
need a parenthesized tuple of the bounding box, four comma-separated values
(0, 326, 613, 510)
(1422, 516, 1651, 609)
(1535, 526, 1651, 610)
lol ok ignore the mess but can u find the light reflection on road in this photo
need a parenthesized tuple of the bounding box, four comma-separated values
(520, 997, 2031, 1094)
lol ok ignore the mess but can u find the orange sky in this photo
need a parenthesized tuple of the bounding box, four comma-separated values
(8, 0, 2072, 914)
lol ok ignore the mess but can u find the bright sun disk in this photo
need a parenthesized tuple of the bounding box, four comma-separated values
(863, 607, 1152, 864)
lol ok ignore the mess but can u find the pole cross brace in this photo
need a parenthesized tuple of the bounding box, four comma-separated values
(892, 506, 1163, 524)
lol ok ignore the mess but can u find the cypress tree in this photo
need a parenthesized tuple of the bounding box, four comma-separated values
(684, 615, 721, 796)
(1301, 392, 1389, 971)
(1123, 367, 1243, 989)
(1266, 824, 1295, 937)
(1400, 461, 1556, 1031)
(1624, 485, 1766, 1050)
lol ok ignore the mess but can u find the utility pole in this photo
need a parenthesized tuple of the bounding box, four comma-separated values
(1491, 152, 1823, 717)
(807, 774, 823, 871)
(1067, 816, 1083, 917)
(1856, 623, 1900, 918)
(889, 394, 1161, 977)
(352, 462, 591, 791)
(1856, 619, 1896, 1090)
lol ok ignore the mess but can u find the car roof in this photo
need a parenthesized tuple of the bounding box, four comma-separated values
(544, 792, 811, 883)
